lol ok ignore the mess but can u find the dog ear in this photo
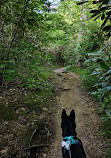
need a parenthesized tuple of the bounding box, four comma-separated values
(61, 109, 67, 120)
(70, 110, 75, 120)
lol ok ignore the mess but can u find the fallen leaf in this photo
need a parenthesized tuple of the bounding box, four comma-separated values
(91, 108, 96, 112)
(27, 122, 30, 126)
(0, 147, 8, 154)
(56, 96, 59, 100)
(21, 107, 26, 111)
(43, 108, 48, 112)
(3, 121, 8, 125)
(9, 89, 15, 91)
(16, 110, 19, 114)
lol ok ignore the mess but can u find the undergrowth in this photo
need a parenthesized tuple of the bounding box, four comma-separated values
(66, 65, 85, 77)
(0, 66, 56, 157)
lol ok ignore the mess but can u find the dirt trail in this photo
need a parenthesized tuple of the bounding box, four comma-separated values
(47, 67, 107, 158)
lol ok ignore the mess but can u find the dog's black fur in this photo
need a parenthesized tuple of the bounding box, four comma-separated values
(61, 109, 86, 158)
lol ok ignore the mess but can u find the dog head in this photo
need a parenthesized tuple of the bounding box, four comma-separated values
(61, 109, 76, 137)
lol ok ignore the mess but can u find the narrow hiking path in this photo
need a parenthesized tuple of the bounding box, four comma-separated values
(47, 67, 108, 158)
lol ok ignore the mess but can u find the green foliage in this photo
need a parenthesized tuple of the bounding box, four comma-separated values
(85, 44, 111, 120)
(63, 20, 105, 65)
(0, 0, 111, 155)
(21, 67, 52, 90)
(100, 119, 111, 139)
(74, 1, 111, 151)
(78, 0, 111, 37)
(82, 69, 98, 91)
(66, 65, 86, 77)
(79, 21, 105, 53)
(0, 0, 52, 89)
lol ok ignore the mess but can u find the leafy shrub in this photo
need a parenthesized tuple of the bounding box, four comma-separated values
(77, 0, 111, 37)
(82, 69, 98, 92)
(85, 44, 111, 120)
(76, 21, 105, 61)
(63, 20, 105, 66)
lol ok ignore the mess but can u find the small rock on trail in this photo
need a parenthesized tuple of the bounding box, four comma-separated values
(47, 67, 108, 158)
(53, 67, 67, 73)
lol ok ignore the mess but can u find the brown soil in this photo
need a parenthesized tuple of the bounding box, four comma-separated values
(47, 67, 108, 158)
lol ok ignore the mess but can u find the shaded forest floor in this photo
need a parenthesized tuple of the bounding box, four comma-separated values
(0, 67, 109, 158)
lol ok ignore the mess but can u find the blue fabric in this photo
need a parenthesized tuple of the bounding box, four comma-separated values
(63, 136, 80, 145)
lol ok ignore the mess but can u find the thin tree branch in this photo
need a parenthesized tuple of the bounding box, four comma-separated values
(11, 0, 29, 45)
(24, 144, 51, 151)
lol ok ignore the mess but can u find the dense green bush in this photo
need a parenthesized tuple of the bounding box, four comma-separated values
(87, 46, 111, 119)
(0, 0, 53, 90)
(63, 20, 105, 66)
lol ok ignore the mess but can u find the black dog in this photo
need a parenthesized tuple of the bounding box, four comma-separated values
(61, 109, 86, 158)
